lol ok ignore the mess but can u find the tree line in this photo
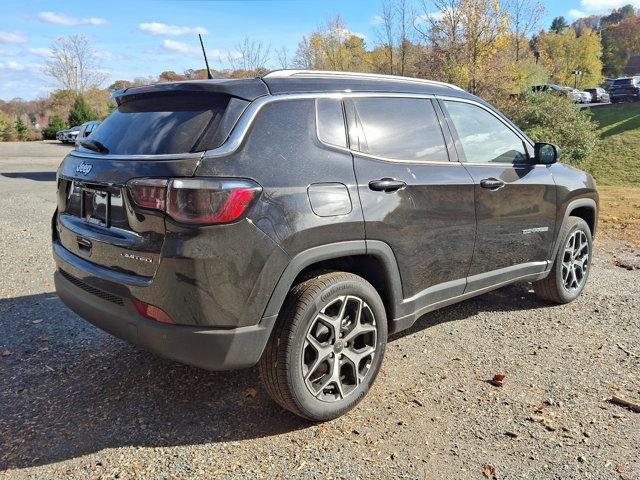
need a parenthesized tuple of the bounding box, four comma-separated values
(0, 0, 638, 142)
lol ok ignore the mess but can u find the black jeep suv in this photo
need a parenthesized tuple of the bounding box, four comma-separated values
(53, 70, 598, 421)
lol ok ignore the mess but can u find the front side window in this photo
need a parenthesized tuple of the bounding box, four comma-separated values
(348, 98, 448, 162)
(444, 101, 527, 164)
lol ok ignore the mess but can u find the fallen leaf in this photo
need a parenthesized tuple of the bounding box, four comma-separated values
(32, 319, 43, 324)
(1, 350, 12, 357)
(244, 387, 257, 398)
(483, 465, 495, 477)
(493, 374, 506, 382)
(616, 465, 625, 473)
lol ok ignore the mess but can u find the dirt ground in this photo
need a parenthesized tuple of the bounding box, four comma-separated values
(0, 142, 638, 479)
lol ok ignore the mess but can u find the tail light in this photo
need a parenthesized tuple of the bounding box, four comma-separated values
(126, 178, 261, 225)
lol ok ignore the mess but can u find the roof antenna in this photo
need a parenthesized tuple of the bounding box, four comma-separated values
(198, 33, 214, 79)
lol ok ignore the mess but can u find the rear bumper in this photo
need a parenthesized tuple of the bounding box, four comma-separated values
(54, 269, 277, 370)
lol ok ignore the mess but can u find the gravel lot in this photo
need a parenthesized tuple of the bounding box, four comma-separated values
(1, 142, 638, 480)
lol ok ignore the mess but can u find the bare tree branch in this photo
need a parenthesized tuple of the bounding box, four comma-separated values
(45, 35, 107, 92)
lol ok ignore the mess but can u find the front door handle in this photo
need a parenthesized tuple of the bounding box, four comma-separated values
(480, 178, 506, 190)
(368, 178, 407, 192)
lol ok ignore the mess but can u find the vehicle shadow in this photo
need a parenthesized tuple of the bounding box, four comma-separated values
(1, 172, 56, 182)
(390, 282, 549, 341)
(599, 112, 640, 138)
(0, 292, 309, 471)
(0, 282, 549, 470)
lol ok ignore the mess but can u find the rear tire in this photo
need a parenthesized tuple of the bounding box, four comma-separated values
(533, 216, 592, 304)
(259, 271, 387, 421)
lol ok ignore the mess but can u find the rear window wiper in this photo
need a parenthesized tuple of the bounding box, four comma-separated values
(80, 139, 109, 154)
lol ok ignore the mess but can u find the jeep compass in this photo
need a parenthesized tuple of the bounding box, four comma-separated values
(53, 70, 598, 421)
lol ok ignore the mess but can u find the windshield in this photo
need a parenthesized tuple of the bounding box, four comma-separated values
(82, 92, 230, 156)
(613, 79, 633, 87)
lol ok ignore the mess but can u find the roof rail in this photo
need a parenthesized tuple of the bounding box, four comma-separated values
(263, 69, 465, 91)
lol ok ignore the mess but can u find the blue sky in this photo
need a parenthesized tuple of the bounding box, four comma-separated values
(0, 0, 636, 100)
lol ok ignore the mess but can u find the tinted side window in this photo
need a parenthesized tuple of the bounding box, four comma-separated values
(349, 98, 448, 162)
(444, 101, 527, 164)
(316, 98, 347, 148)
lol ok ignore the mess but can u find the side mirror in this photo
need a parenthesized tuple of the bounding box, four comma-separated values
(534, 142, 560, 165)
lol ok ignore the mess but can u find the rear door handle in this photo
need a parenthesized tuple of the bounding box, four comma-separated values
(480, 178, 506, 190)
(368, 178, 407, 192)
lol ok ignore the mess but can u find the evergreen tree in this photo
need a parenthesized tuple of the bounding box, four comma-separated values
(14, 117, 30, 141)
(68, 95, 97, 127)
(550, 16, 569, 33)
(42, 115, 68, 140)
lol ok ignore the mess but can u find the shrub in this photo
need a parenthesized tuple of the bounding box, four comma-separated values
(0, 111, 14, 141)
(503, 92, 600, 165)
(68, 95, 98, 127)
(14, 117, 30, 141)
(42, 115, 68, 140)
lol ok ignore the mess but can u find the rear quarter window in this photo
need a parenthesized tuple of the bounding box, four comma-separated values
(316, 98, 347, 148)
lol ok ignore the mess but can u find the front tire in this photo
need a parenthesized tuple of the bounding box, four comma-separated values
(259, 271, 388, 421)
(533, 216, 592, 304)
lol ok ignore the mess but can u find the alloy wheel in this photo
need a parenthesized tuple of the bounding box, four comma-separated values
(301, 295, 377, 402)
(562, 229, 589, 293)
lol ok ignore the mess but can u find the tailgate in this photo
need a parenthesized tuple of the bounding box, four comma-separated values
(55, 153, 200, 278)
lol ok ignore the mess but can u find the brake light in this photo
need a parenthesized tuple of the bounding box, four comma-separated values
(126, 178, 261, 225)
(132, 298, 174, 324)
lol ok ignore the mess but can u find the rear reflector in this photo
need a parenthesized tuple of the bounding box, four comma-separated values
(126, 177, 261, 225)
(132, 298, 174, 324)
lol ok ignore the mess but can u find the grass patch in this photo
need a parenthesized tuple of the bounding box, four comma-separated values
(582, 103, 640, 187)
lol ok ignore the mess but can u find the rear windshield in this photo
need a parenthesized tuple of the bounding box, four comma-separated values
(613, 79, 634, 86)
(83, 92, 230, 155)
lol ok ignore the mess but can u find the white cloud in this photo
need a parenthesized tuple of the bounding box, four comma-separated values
(0, 61, 25, 71)
(330, 27, 365, 41)
(36, 12, 107, 26)
(94, 50, 114, 61)
(573, 0, 640, 15)
(371, 15, 384, 26)
(29, 48, 53, 58)
(139, 22, 208, 36)
(0, 49, 19, 57)
(160, 40, 233, 62)
(0, 31, 28, 44)
(162, 39, 200, 55)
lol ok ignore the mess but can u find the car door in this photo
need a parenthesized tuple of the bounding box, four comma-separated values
(439, 98, 556, 292)
(346, 96, 476, 309)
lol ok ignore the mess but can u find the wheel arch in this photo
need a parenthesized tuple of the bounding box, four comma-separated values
(551, 198, 597, 261)
(262, 240, 404, 324)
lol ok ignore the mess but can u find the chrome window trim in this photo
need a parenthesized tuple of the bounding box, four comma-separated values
(203, 92, 475, 165)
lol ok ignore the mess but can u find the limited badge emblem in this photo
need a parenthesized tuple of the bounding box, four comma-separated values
(121, 252, 153, 264)
(76, 162, 93, 176)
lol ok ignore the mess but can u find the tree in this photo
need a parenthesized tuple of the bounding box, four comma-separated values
(68, 95, 97, 127)
(537, 28, 603, 87)
(45, 35, 108, 92)
(506, 0, 545, 61)
(550, 16, 568, 33)
(601, 4, 636, 28)
(0, 111, 15, 141)
(227, 36, 271, 71)
(275, 46, 290, 68)
(14, 117, 30, 141)
(602, 17, 640, 76)
(42, 115, 68, 140)
(374, 0, 415, 75)
(293, 16, 370, 72)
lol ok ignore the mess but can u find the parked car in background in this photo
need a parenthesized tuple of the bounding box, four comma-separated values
(571, 89, 591, 103)
(58, 127, 80, 144)
(585, 88, 610, 103)
(53, 70, 599, 421)
(610, 77, 640, 103)
(75, 121, 101, 146)
(532, 85, 589, 103)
